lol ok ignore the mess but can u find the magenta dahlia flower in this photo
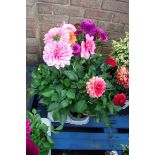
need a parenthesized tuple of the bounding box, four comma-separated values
(43, 41, 73, 69)
(80, 19, 97, 36)
(96, 27, 108, 42)
(72, 43, 81, 56)
(26, 119, 31, 135)
(86, 76, 106, 98)
(81, 34, 96, 59)
(43, 27, 70, 44)
(26, 120, 40, 155)
(26, 136, 40, 155)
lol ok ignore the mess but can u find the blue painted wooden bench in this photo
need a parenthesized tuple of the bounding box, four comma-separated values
(27, 66, 129, 155)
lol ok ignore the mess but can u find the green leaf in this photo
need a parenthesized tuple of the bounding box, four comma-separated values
(52, 111, 60, 121)
(61, 90, 67, 98)
(32, 108, 37, 114)
(60, 99, 69, 108)
(55, 124, 64, 131)
(95, 104, 102, 111)
(47, 103, 59, 111)
(74, 100, 87, 113)
(108, 102, 114, 114)
(64, 71, 78, 81)
(105, 80, 113, 89)
(41, 86, 54, 97)
(66, 89, 75, 99)
(47, 135, 54, 144)
(63, 79, 71, 87)
(51, 92, 59, 101)
(39, 98, 50, 106)
(55, 84, 63, 92)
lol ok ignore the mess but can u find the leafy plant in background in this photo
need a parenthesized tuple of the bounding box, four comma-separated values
(26, 109, 61, 155)
(121, 144, 129, 155)
(111, 32, 129, 67)
(29, 19, 129, 127)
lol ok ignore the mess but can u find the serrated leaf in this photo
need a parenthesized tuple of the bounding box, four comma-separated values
(47, 103, 59, 111)
(51, 92, 59, 101)
(64, 71, 78, 81)
(41, 87, 54, 97)
(74, 100, 87, 113)
(61, 90, 67, 98)
(66, 89, 75, 99)
(60, 99, 69, 108)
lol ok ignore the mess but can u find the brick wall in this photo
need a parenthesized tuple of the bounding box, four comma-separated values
(26, 0, 129, 64)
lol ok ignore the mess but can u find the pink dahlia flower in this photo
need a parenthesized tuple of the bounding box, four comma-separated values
(81, 34, 96, 59)
(116, 66, 129, 88)
(62, 22, 77, 32)
(43, 27, 70, 44)
(86, 76, 106, 98)
(43, 41, 73, 69)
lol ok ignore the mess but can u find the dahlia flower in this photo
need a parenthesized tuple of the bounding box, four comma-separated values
(116, 66, 129, 88)
(113, 93, 126, 106)
(26, 119, 31, 135)
(80, 19, 97, 36)
(86, 76, 106, 98)
(43, 41, 73, 69)
(68, 30, 77, 44)
(75, 29, 82, 36)
(105, 57, 117, 67)
(26, 120, 40, 155)
(62, 23, 77, 32)
(26, 136, 40, 155)
(81, 34, 96, 59)
(43, 27, 70, 44)
(72, 43, 81, 56)
(96, 27, 108, 42)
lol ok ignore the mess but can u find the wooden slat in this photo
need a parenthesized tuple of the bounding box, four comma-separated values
(52, 115, 129, 129)
(52, 132, 128, 150)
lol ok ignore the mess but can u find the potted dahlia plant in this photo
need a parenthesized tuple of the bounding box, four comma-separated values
(29, 19, 129, 126)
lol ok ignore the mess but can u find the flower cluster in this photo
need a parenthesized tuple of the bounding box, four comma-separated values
(116, 66, 129, 88)
(43, 19, 109, 68)
(43, 23, 76, 69)
(26, 120, 40, 155)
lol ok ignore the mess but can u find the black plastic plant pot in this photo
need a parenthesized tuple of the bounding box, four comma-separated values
(28, 95, 47, 118)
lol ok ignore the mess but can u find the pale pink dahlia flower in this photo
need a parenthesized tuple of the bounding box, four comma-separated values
(86, 76, 106, 98)
(62, 23, 77, 32)
(43, 41, 73, 69)
(43, 27, 70, 44)
(81, 34, 96, 59)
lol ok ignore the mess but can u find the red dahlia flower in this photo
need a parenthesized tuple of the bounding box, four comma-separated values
(116, 66, 129, 88)
(113, 93, 126, 106)
(105, 57, 117, 67)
